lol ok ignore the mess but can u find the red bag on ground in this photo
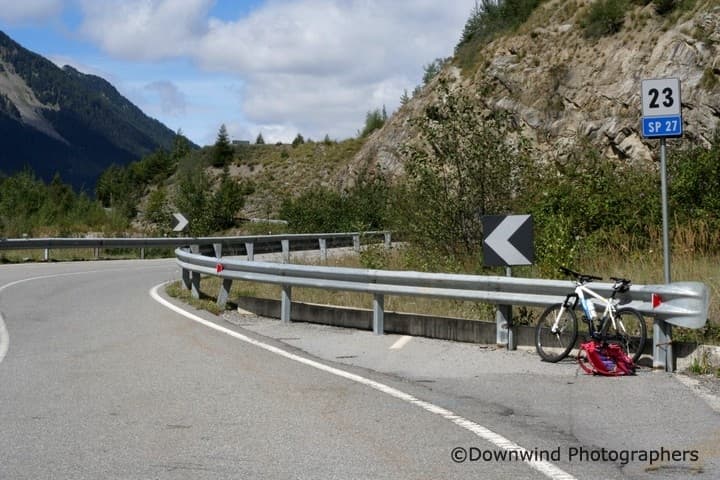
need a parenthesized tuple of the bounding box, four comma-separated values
(578, 340, 635, 376)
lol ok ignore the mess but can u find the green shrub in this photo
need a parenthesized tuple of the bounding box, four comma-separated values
(582, 0, 629, 38)
(396, 76, 535, 257)
(279, 172, 390, 233)
(700, 68, 718, 90)
(652, 0, 677, 15)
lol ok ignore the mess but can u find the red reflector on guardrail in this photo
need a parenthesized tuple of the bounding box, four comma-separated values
(216, 264, 224, 273)
(652, 293, 662, 308)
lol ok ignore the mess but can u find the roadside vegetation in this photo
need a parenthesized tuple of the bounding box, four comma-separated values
(3, 0, 719, 347)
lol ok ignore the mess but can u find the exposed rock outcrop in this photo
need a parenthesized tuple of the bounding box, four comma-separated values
(348, 1, 720, 184)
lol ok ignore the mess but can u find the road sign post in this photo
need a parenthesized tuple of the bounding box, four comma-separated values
(482, 215, 534, 351)
(641, 77, 682, 372)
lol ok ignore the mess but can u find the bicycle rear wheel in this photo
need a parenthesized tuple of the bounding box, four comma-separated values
(602, 307, 647, 363)
(535, 303, 578, 362)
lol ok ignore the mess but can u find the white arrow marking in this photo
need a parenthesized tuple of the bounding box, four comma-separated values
(172, 212, 189, 232)
(485, 215, 531, 265)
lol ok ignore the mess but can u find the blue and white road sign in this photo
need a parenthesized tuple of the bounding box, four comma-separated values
(642, 115, 683, 138)
(641, 78, 683, 139)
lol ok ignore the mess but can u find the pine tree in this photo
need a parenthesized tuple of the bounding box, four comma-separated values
(292, 133, 305, 147)
(256, 133, 265, 145)
(212, 124, 233, 167)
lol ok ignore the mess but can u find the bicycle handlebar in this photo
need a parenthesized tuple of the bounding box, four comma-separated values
(610, 276, 632, 293)
(559, 267, 632, 292)
(559, 266, 602, 283)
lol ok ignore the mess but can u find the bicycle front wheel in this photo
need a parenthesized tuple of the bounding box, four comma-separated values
(604, 307, 647, 363)
(535, 303, 578, 362)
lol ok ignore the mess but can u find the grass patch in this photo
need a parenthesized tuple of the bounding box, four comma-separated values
(581, 0, 629, 38)
(166, 279, 225, 315)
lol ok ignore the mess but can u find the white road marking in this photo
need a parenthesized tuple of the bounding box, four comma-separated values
(150, 283, 577, 480)
(0, 312, 8, 365)
(0, 273, 84, 365)
(674, 374, 720, 414)
(390, 335, 412, 350)
(0, 265, 176, 365)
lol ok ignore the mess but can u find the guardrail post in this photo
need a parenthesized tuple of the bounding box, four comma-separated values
(213, 243, 222, 259)
(217, 278, 233, 308)
(281, 284, 292, 323)
(140, 248, 145, 260)
(384, 232, 391, 249)
(319, 238, 327, 262)
(353, 235, 360, 252)
(654, 321, 674, 371)
(245, 242, 254, 261)
(190, 244, 201, 299)
(44, 248, 49, 261)
(496, 267, 516, 350)
(281, 240, 290, 264)
(373, 294, 384, 335)
(182, 268, 191, 290)
(190, 272, 201, 299)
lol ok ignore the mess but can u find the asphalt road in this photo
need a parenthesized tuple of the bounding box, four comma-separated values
(1, 258, 718, 479)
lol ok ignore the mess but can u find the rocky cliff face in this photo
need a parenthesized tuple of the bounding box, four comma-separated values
(349, 1, 720, 183)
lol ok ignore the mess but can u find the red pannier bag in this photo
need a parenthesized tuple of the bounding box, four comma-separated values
(578, 340, 635, 376)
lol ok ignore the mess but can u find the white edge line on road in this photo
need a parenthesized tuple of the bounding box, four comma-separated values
(674, 374, 720, 414)
(0, 265, 175, 366)
(0, 312, 8, 364)
(390, 335, 412, 350)
(150, 282, 576, 480)
(0, 273, 88, 365)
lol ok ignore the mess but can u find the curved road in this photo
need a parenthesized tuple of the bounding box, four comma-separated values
(0, 259, 718, 479)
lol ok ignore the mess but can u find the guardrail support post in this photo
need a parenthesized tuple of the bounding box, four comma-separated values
(44, 248, 49, 261)
(373, 294, 384, 335)
(190, 272, 201, 299)
(217, 278, 233, 308)
(281, 284, 292, 323)
(213, 243, 222, 259)
(496, 267, 516, 350)
(281, 240, 290, 264)
(384, 232, 391, 249)
(353, 235, 360, 252)
(654, 321, 674, 371)
(190, 244, 201, 299)
(319, 238, 327, 262)
(245, 242, 254, 261)
(140, 248, 145, 260)
(182, 268, 191, 290)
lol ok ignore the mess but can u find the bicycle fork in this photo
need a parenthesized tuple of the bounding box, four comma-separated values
(550, 296, 576, 334)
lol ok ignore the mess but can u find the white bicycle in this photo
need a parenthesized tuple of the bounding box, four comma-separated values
(535, 267, 647, 363)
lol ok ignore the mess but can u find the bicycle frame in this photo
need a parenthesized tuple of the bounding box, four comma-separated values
(555, 283, 618, 336)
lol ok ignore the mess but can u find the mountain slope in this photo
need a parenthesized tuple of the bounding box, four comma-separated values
(0, 31, 179, 191)
(350, 0, 720, 181)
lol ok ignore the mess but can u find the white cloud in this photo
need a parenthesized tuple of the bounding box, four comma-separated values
(0, 0, 63, 23)
(77, 0, 213, 60)
(144, 80, 187, 115)
(73, 0, 471, 140)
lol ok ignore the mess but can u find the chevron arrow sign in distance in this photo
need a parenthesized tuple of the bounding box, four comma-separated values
(172, 212, 189, 232)
(482, 215, 534, 267)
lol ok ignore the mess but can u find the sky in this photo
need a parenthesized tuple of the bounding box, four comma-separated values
(0, 0, 472, 146)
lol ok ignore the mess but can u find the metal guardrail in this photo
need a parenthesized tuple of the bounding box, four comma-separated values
(0, 232, 391, 261)
(176, 246, 709, 370)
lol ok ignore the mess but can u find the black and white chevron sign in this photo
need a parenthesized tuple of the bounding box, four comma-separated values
(482, 215, 534, 267)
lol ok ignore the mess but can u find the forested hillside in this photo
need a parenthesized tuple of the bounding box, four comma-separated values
(0, 31, 180, 190)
